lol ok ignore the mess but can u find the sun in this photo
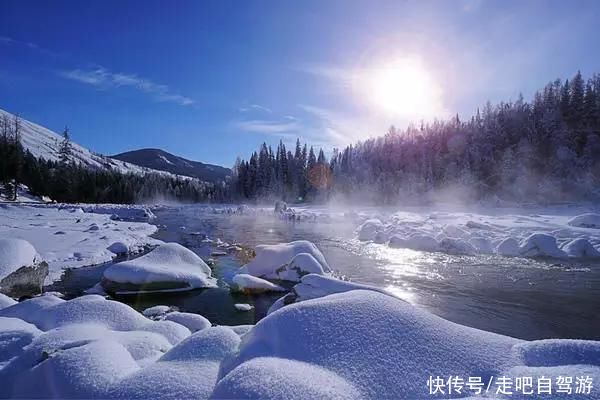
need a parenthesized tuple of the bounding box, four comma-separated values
(359, 57, 443, 119)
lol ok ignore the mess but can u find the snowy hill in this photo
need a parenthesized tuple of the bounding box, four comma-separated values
(0, 108, 200, 180)
(111, 148, 231, 183)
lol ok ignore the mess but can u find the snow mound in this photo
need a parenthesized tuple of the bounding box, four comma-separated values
(0, 293, 17, 310)
(469, 237, 494, 254)
(103, 243, 217, 292)
(231, 274, 285, 294)
(388, 234, 439, 252)
(240, 240, 330, 279)
(0, 317, 41, 364)
(519, 233, 567, 258)
(143, 305, 171, 318)
(212, 357, 361, 400)
(0, 294, 65, 322)
(568, 213, 600, 229)
(10, 339, 140, 398)
(0, 238, 41, 280)
(108, 327, 240, 400)
(496, 237, 521, 256)
(438, 237, 477, 255)
(164, 312, 211, 333)
(357, 219, 384, 241)
(223, 290, 520, 399)
(273, 252, 328, 282)
(562, 238, 600, 258)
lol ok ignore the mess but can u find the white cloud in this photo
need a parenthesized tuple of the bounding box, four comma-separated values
(239, 104, 272, 113)
(235, 119, 299, 135)
(60, 67, 195, 106)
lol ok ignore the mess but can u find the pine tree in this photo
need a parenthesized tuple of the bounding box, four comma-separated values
(59, 127, 72, 165)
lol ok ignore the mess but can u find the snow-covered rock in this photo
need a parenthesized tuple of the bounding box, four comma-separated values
(234, 303, 254, 312)
(357, 219, 384, 241)
(438, 237, 477, 255)
(239, 240, 330, 280)
(568, 213, 600, 229)
(519, 233, 567, 258)
(272, 252, 328, 282)
(0, 238, 47, 297)
(0, 293, 17, 310)
(496, 237, 521, 256)
(107, 241, 129, 255)
(102, 243, 217, 293)
(143, 305, 171, 318)
(268, 274, 392, 314)
(469, 237, 495, 254)
(562, 238, 600, 258)
(231, 274, 285, 294)
(164, 312, 211, 333)
(388, 234, 439, 252)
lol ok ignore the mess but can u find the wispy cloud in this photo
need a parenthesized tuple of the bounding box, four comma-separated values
(239, 104, 272, 113)
(60, 67, 195, 106)
(235, 119, 299, 135)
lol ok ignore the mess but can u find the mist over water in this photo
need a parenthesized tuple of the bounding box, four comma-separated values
(149, 204, 600, 341)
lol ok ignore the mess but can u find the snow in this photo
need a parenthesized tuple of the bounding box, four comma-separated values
(347, 206, 600, 260)
(10, 339, 140, 398)
(107, 241, 129, 255)
(231, 274, 285, 293)
(273, 252, 328, 282)
(1, 284, 599, 399)
(239, 240, 331, 280)
(103, 243, 217, 292)
(568, 213, 600, 229)
(0, 204, 159, 283)
(108, 327, 240, 400)
(0, 238, 41, 281)
(562, 238, 600, 257)
(143, 305, 171, 318)
(519, 233, 567, 258)
(0, 317, 41, 365)
(164, 312, 211, 333)
(212, 357, 362, 400)
(357, 218, 385, 241)
(389, 234, 439, 252)
(221, 290, 600, 399)
(234, 303, 254, 312)
(0, 293, 17, 310)
(496, 237, 521, 256)
(438, 237, 477, 255)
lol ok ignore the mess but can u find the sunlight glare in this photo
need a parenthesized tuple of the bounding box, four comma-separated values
(360, 57, 444, 119)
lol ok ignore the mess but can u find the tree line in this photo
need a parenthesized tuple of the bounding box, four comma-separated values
(232, 71, 600, 204)
(0, 115, 227, 204)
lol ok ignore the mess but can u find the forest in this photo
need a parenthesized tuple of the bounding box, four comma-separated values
(232, 71, 600, 204)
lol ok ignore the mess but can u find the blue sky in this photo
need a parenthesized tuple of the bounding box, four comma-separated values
(1, 0, 599, 166)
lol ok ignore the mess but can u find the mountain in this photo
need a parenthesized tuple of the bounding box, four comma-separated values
(110, 148, 231, 183)
(0, 108, 223, 181)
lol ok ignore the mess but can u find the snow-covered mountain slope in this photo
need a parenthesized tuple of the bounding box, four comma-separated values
(111, 148, 231, 183)
(0, 108, 197, 180)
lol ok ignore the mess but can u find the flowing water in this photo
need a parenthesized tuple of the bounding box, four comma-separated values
(55, 204, 600, 340)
